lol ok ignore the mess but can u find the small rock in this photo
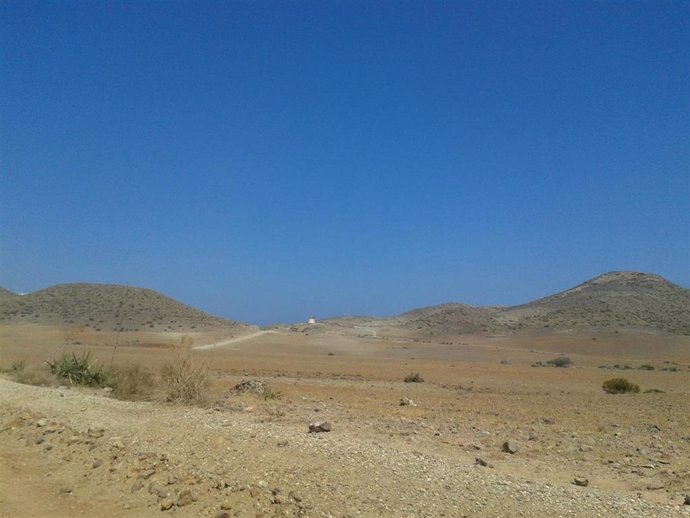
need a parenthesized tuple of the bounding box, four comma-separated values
(475, 457, 493, 468)
(684, 495, 690, 505)
(646, 482, 665, 490)
(543, 418, 555, 425)
(88, 427, 105, 438)
(176, 489, 196, 507)
(399, 397, 416, 407)
(92, 459, 102, 469)
(160, 498, 174, 511)
(59, 486, 74, 494)
(249, 487, 260, 498)
(277, 440, 289, 447)
(288, 491, 302, 503)
(573, 478, 589, 487)
(37, 418, 48, 428)
(215, 513, 230, 518)
(502, 441, 519, 454)
(308, 421, 331, 433)
(34, 436, 44, 445)
(130, 480, 144, 493)
(220, 500, 233, 510)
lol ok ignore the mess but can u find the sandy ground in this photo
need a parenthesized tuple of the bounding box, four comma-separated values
(1, 324, 689, 517)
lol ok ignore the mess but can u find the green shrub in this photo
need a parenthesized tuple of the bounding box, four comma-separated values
(46, 352, 109, 387)
(546, 356, 572, 368)
(602, 377, 640, 394)
(404, 372, 424, 383)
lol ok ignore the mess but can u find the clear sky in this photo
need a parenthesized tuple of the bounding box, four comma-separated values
(1, 1, 688, 325)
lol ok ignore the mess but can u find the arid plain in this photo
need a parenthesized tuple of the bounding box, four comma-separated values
(1, 273, 689, 517)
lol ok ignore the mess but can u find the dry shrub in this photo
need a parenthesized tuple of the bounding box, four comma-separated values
(404, 372, 424, 383)
(160, 348, 209, 404)
(110, 363, 157, 401)
(602, 377, 640, 394)
(13, 365, 57, 387)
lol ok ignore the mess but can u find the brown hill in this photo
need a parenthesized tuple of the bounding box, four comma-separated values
(0, 283, 247, 333)
(500, 271, 690, 334)
(339, 271, 690, 336)
(398, 303, 503, 334)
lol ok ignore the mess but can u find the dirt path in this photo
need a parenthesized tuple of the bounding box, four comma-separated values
(192, 330, 274, 351)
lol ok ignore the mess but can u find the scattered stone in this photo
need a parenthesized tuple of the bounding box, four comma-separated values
(399, 397, 416, 407)
(543, 418, 555, 425)
(475, 457, 493, 468)
(277, 440, 289, 447)
(160, 498, 174, 511)
(59, 486, 74, 494)
(288, 491, 302, 503)
(233, 379, 268, 395)
(646, 482, 665, 490)
(34, 436, 44, 445)
(92, 459, 102, 469)
(573, 478, 589, 487)
(309, 421, 332, 433)
(249, 487, 260, 498)
(220, 500, 233, 510)
(684, 495, 690, 505)
(109, 437, 125, 449)
(215, 513, 230, 518)
(131, 480, 144, 493)
(36, 418, 48, 427)
(140, 469, 156, 480)
(176, 488, 196, 507)
(502, 441, 519, 454)
(88, 427, 105, 438)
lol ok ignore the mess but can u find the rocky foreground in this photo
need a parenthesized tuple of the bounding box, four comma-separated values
(1, 377, 688, 518)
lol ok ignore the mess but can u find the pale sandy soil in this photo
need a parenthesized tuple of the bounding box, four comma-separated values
(1, 325, 689, 517)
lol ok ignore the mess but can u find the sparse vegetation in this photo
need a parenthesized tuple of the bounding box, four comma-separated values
(404, 372, 424, 383)
(160, 349, 209, 404)
(109, 363, 157, 401)
(643, 388, 665, 394)
(546, 356, 572, 368)
(638, 364, 655, 371)
(46, 352, 109, 387)
(602, 377, 640, 394)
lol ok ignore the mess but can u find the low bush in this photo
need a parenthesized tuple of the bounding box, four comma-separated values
(602, 377, 640, 394)
(546, 356, 572, 368)
(46, 352, 109, 387)
(643, 388, 665, 394)
(404, 372, 424, 383)
(638, 364, 655, 370)
(110, 363, 157, 401)
(160, 349, 209, 404)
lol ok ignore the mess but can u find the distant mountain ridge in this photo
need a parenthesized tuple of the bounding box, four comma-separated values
(325, 272, 690, 336)
(0, 283, 247, 332)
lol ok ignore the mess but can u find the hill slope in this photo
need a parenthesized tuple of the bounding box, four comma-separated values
(367, 272, 690, 335)
(500, 271, 690, 334)
(0, 283, 247, 332)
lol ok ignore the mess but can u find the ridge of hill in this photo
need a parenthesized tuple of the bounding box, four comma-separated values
(0, 283, 247, 332)
(340, 271, 690, 336)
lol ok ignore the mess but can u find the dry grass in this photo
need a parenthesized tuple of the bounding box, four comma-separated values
(160, 348, 210, 404)
(109, 363, 158, 401)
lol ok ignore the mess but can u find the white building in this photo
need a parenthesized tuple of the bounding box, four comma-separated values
(307, 316, 316, 325)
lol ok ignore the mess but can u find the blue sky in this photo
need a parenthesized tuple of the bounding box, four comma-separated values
(1, 1, 688, 325)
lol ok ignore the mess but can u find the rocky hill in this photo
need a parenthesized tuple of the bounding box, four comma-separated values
(378, 272, 690, 335)
(500, 271, 690, 334)
(0, 283, 247, 332)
